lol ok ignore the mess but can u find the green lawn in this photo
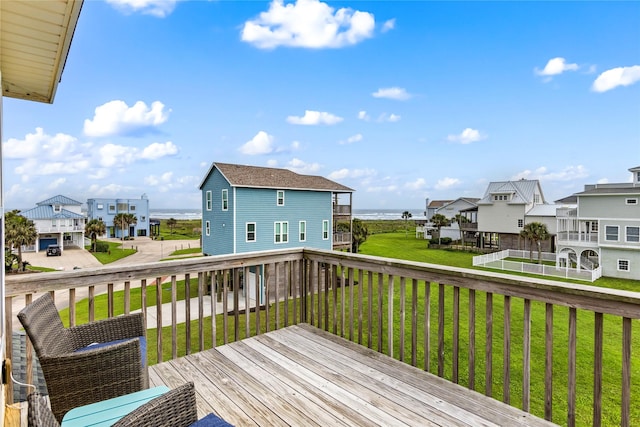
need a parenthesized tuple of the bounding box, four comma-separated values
(156, 219, 201, 240)
(85, 240, 136, 264)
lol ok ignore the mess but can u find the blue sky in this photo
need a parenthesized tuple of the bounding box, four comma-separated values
(4, 0, 639, 210)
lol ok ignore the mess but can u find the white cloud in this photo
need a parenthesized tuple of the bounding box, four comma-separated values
(366, 184, 398, 193)
(87, 183, 133, 197)
(84, 100, 170, 137)
(140, 141, 179, 160)
(286, 110, 343, 125)
(4, 127, 77, 159)
(405, 178, 426, 191)
(592, 65, 640, 92)
(447, 128, 486, 144)
(511, 165, 589, 182)
(357, 110, 370, 121)
(372, 87, 411, 100)
(241, 0, 376, 49)
(105, 0, 178, 17)
(535, 57, 579, 77)
(340, 134, 363, 145)
(435, 177, 460, 190)
(99, 144, 139, 168)
(291, 140, 301, 150)
(286, 158, 321, 174)
(328, 168, 375, 180)
(378, 113, 401, 122)
(239, 131, 275, 155)
(48, 178, 67, 190)
(382, 19, 395, 33)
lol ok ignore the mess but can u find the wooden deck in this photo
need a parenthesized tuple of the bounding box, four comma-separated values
(149, 324, 556, 426)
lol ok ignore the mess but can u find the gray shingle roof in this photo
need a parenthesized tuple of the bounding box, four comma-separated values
(202, 162, 354, 192)
(37, 195, 82, 206)
(477, 179, 543, 205)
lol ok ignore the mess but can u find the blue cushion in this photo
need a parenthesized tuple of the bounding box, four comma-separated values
(75, 336, 147, 367)
(189, 413, 234, 427)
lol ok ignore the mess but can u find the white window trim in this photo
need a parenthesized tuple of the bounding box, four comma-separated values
(625, 198, 638, 205)
(617, 259, 630, 271)
(274, 221, 289, 244)
(625, 226, 640, 243)
(205, 220, 211, 236)
(277, 190, 285, 206)
(222, 189, 228, 211)
(299, 220, 306, 242)
(322, 220, 329, 240)
(517, 219, 524, 228)
(605, 225, 619, 242)
(246, 222, 256, 242)
(206, 191, 212, 211)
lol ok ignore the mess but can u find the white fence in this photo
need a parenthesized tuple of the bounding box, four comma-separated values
(473, 249, 602, 282)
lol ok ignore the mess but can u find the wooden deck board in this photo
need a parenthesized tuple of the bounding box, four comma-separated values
(150, 324, 557, 427)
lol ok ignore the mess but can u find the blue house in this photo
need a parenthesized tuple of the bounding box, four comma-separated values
(199, 163, 354, 256)
(86, 195, 151, 238)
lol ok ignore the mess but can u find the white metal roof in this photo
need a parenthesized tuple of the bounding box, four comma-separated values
(1, 0, 83, 103)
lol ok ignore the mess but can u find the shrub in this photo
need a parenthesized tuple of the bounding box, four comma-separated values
(94, 242, 110, 253)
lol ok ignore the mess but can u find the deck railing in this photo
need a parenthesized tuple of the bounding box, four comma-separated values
(5, 248, 639, 426)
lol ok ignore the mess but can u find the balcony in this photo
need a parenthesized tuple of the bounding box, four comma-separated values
(332, 204, 352, 217)
(5, 249, 639, 426)
(557, 231, 599, 247)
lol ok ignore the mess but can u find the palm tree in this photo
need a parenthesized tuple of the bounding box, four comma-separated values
(455, 213, 470, 245)
(401, 211, 412, 238)
(5, 211, 37, 266)
(430, 213, 450, 245)
(520, 222, 550, 264)
(113, 213, 137, 241)
(85, 219, 106, 252)
(166, 217, 177, 234)
(351, 219, 369, 253)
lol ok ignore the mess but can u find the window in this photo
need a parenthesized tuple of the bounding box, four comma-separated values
(109, 204, 116, 213)
(299, 221, 306, 242)
(626, 198, 638, 205)
(206, 191, 212, 211)
(618, 259, 630, 271)
(591, 222, 599, 232)
(605, 226, 619, 241)
(246, 223, 256, 242)
(493, 194, 509, 201)
(322, 220, 329, 240)
(130, 205, 136, 212)
(117, 203, 128, 211)
(53, 205, 61, 213)
(534, 194, 540, 204)
(517, 219, 524, 228)
(626, 226, 640, 242)
(97, 204, 104, 210)
(140, 216, 146, 222)
(205, 221, 210, 236)
(277, 190, 285, 206)
(221, 189, 228, 211)
(274, 221, 288, 243)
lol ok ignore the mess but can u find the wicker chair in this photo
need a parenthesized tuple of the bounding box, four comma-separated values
(27, 393, 59, 427)
(18, 293, 148, 422)
(113, 382, 199, 427)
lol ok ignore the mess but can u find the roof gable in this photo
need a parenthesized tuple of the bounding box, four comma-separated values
(21, 206, 84, 220)
(200, 162, 354, 193)
(37, 195, 82, 206)
(478, 179, 543, 205)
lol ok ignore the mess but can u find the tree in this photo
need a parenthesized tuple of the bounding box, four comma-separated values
(454, 213, 470, 245)
(520, 222, 550, 264)
(430, 213, 450, 245)
(351, 219, 369, 253)
(166, 217, 177, 234)
(5, 210, 37, 267)
(113, 213, 137, 241)
(85, 219, 106, 252)
(401, 211, 413, 238)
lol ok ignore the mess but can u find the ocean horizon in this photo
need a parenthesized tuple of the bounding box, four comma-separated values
(149, 208, 426, 221)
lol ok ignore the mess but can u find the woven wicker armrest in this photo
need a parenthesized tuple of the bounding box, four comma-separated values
(27, 393, 60, 427)
(113, 382, 198, 427)
(69, 312, 146, 348)
(41, 339, 145, 422)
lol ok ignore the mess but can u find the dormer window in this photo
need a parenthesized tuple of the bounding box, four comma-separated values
(493, 194, 510, 201)
(53, 204, 61, 213)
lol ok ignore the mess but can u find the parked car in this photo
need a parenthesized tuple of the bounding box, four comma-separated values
(46, 244, 61, 256)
